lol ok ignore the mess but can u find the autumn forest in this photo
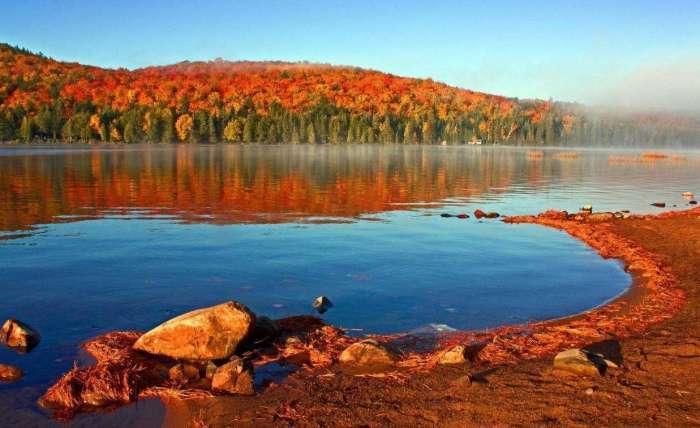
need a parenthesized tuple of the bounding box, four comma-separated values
(1, 43, 698, 147)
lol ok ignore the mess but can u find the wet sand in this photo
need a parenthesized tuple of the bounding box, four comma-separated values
(160, 208, 700, 426)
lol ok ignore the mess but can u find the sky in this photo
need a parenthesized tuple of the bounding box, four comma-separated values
(2, 0, 699, 111)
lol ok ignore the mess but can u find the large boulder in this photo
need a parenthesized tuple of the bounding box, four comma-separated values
(133, 301, 255, 360)
(1, 319, 40, 351)
(0, 363, 23, 382)
(339, 339, 396, 366)
(211, 357, 255, 395)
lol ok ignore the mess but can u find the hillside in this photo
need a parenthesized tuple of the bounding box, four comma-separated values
(0, 43, 697, 146)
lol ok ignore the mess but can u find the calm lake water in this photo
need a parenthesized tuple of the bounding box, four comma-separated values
(1, 144, 699, 423)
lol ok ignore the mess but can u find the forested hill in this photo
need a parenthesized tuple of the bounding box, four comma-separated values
(1, 43, 698, 146)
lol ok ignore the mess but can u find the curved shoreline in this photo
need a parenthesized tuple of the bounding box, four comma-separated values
(385, 209, 688, 369)
(34, 207, 697, 421)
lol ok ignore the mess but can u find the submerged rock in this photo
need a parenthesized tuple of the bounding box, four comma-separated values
(438, 345, 468, 365)
(0, 363, 23, 382)
(1, 319, 40, 351)
(689, 200, 698, 205)
(339, 339, 396, 366)
(133, 301, 255, 361)
(456, 213, 470, 219)
(553, 348, 606, 376)
(312, 296, 333, 314)
(440, 213, 453, 218)
(211, 357, 255, 395)
(651, 202, 666, 208)
(474, 209, 499, 219)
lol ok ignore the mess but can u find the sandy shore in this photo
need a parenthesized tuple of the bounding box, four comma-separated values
(152, 208, 700, 427)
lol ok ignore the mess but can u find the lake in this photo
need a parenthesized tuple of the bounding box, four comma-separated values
(1, 144, 699, 423)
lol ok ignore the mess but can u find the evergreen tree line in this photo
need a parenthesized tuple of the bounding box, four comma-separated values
(0, 97, 697, 147)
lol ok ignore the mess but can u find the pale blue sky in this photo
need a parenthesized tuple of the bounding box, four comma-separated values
(2, 1, 699, 109)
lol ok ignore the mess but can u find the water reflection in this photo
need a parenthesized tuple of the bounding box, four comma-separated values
(0, 145, 698, 234)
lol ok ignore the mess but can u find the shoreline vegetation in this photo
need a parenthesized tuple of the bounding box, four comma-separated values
(29, 206, 699, 424)
(2, 44, 700, 148)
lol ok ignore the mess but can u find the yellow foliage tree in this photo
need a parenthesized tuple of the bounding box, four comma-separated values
(223, 119, 243, 142)
(175, 114, 193, 142)
(562, 114, 576, 135)
(109, 125, 122, 142)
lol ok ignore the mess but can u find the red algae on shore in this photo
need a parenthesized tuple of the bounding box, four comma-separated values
(388, 208, 689, 370)
(39, 208, 695, 419)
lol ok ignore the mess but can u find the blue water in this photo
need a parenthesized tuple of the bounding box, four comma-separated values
(0, 210, 629, 386)
(1, 144, 699, 423)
